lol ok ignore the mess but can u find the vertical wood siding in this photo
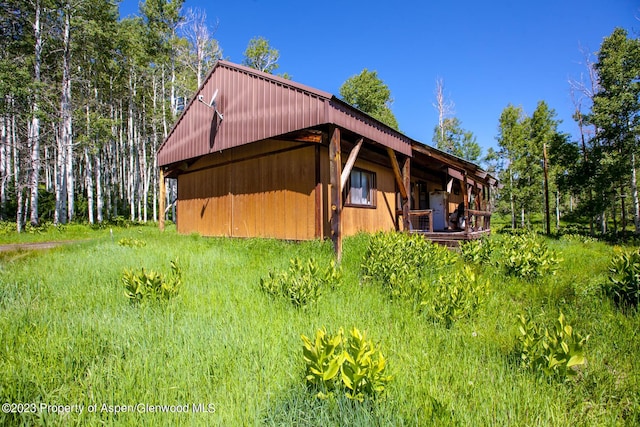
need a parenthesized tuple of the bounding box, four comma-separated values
(177, 141, 315, 240)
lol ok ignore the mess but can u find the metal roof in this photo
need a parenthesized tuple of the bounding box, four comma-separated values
(157, 60, 412, 167)
(157, 60, 497, 187)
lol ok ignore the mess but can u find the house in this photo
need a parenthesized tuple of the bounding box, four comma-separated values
(157, 61, 497, 256)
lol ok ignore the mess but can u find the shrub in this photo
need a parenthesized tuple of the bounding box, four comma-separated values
(423, 265, 489, 326)
(260, 258, 340, 308)
(459, 238, 494, 265)
(516, 311, 588, 380)
(501, 232, 561, 281)
(361, 231, 457, 299)
(606, 247, 640, 309)
(122, 259, 182, 305)
(118, 237, 147, 248)
(301, 327, 392, 401)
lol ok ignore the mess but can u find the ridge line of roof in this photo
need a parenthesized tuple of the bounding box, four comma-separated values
(158, 60, 496, 183)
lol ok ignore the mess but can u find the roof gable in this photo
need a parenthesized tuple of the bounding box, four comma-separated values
(157, 61, 412, 166)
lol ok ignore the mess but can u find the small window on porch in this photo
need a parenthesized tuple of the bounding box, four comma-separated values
(344, 168, 376, 207)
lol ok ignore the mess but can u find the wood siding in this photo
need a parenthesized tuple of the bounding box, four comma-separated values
(319, 146, 397, 238)
(177, 140, 315, 240)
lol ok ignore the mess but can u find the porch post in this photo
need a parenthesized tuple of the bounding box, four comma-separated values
(159, 168, 166, 231)
(329, 126, 343, 261)
(386, 148, 410, 231)
(462, 173, 469, 235)
(402, 156, 411, 232)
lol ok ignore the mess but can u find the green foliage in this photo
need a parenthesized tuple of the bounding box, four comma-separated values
(432, 117, 481, 162)
(301, 327, 392, 401)
(117, 237, 147, 247)
(122, 259, 182, 304)
(339, 69, 399, 130)
(606, 247, 640, 309)
(361, 231, 457, 300)
(459, 238, 493, 265)
(260, 257, 341, 308)
(501, 232, 561, 280)
(424, 266, 489, 326)
(242, 36, 280, 73)
(516, 311, 589, 380)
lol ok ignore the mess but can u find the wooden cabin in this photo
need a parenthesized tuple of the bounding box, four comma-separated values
(157, 61, 497, 254)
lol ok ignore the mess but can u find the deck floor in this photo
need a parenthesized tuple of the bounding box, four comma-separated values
(411, 229, 491, 246)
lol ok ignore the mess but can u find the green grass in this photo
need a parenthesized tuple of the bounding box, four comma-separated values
(0, 225, 638, 425)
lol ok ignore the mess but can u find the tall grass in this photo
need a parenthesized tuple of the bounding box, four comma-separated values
(0, 225, 638, 425)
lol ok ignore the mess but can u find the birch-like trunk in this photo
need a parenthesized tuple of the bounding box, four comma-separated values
(95, 152, 103, 223)
(128, 69, 135, 221)
(16, 187, 24, 233)
(85, 147, 94, 223)
(631, 152, 640, 234)
(29, 0, 42, 226)
(556, 190, 560, 230)
(57, 2, 73, 224)
(1, 115, 6, 219)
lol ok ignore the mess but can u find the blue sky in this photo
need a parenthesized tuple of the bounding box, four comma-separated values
(120, 0, 639, 156)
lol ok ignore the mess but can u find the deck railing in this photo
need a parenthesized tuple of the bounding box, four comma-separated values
(405, 209, 492, 235)
(465, 209, 492, 232)
(408, 209, 433, 232)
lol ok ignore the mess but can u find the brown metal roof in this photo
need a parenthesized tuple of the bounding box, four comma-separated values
(157, 60, 412, 167)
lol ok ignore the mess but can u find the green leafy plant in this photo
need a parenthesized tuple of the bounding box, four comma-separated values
(118, 237, 147, 248)
(516, 311, 588, 379)
(301, 327, 345, 398)
(606, 247, 640, 309)
(301, 327, 392, 401)
(501, 232, 561, 281)
(122, 259, 182, 304)
(424, 265, 489, 326)
(260, 258, 340, 308)
(459, 238, 493, 265)
(361, 231, 457, 300)
(341, 327, 392, 401)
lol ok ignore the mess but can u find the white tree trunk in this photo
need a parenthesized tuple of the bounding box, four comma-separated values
(16, 187, 24, 233)
(128, 70, 136, 221)
(29, 0, 42, 226)
(1, 114, 6, 219)
(95, 152, 103, 223)
(556, 190, 560, 230)
(58, 3, 73, 224)
(632, 152, 640, 234)
(85, 147, 94, 223)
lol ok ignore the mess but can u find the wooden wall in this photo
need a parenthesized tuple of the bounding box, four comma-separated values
(177, 140, 316, 240)
(319, 146, 397, 238)
(177, 138, 400, 241)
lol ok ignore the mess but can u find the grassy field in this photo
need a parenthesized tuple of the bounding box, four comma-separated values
(0, 224, 638, 426)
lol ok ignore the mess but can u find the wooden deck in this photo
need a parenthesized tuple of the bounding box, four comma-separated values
(412, 229, 491, 247)
(406, 209, 492, 247)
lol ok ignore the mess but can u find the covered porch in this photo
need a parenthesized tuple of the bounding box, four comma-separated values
(396, 142, 496, 246)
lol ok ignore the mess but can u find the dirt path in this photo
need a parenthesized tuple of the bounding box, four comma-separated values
(0, 240, 84, 252)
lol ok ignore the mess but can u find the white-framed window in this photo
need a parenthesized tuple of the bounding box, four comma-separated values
(345, 168, 376, 207)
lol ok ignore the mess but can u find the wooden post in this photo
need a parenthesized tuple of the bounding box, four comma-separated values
(402, 156, 411, 232)
(462, 173, 469, 235)
(159, 168, 166, 231)
(329, 127, 342, 261)
(340, 137, 363, 191)
(314, 144, 323, 238)
(386, 148, 408, 200)
(386, 147, 410, 231)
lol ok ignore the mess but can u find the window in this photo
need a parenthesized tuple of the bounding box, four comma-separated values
(345, 168, 376, 207)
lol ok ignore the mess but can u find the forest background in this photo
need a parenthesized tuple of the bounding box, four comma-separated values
(1, 0, 639, 236)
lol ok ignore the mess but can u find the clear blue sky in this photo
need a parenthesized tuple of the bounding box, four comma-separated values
(120, 0, 639, 157)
